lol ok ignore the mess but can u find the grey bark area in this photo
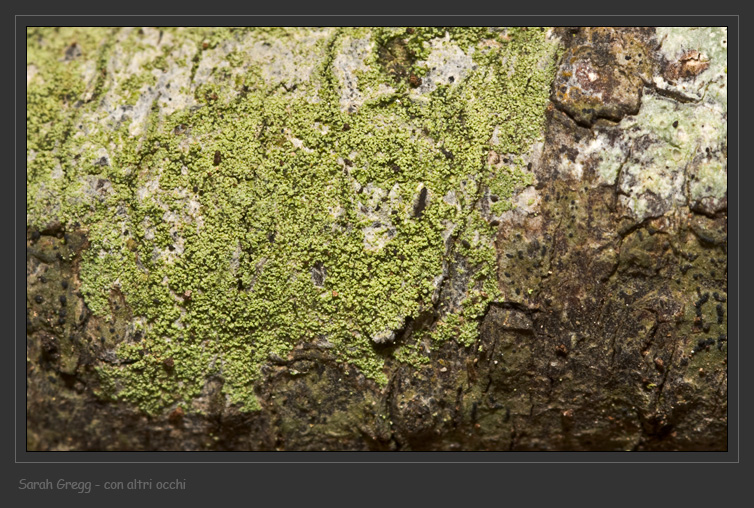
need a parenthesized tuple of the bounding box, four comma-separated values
(26, 27, 727, 451)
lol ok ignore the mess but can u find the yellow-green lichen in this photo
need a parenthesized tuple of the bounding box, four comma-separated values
(27, 27, 559, 414)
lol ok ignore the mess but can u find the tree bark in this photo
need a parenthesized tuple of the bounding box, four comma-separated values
(26, 27, 727, 451)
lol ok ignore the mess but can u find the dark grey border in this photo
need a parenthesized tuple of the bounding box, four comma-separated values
(11, 7, 740, 478)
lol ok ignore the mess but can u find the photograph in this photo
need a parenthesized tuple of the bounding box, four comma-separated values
(25, 25, 728, 452)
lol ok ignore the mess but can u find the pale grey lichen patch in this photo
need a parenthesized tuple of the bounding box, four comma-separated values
(191, 45, 230, 87)
(77, 59, 100, 102)
(557, 149, 586, 182)
(655, 27, 727, 106)
(489, 126, 502, 146)
(81, 174, 114, 203)
(442, 190, 459, 209)
(550, 128, 630, 189)
(287, 134, 315, 153)
(411, 37, 476, 96)
(246, 30, 333, 88)
(590, 135, 630, 186)
(357, 182, 399, 252)
(27, 165, 65, 223)
(616, 93, 726, 221)
(362, 223, 395, 253)
(101, 28, 198, 136)
(151, 49, 196, 116)
(188, 29, 332, 106)
(229, 242, 242, 274)
(440, 218, 457, 250)
(582, 27, 727, 221)
(333, 35, 373, 112)
(128, 88, 160, 137)
(27, 64, 39, 86)
(506, 186, 540, 217)
(439, 254, 473, 314)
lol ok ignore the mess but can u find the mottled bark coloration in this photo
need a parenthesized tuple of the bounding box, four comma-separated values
(27, 27, 726, 450)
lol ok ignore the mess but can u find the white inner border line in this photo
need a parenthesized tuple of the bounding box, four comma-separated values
(17, 17, 738, 464)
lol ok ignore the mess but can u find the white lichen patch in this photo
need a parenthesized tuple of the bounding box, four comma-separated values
(152, 48, 196, 117)
(654, 27, 728, 106)
(559, 152, 586, 181)
(508, 186, 540, 216)
(246, 30, 333, 88)
(287, 135, 314, 153)
(489, 126, 502, 146)
(228, 242, 242, 274)
(577, 28, 728, 221)
(357, 182, 398, 252)
(362, 224, 394, 253)
(96, 28, 199, 136)
(441, 219, 457, 252)
(443, 190, 458, 207)
(333, 35, 373, 112)
(561, 132, 629, 186)
(26, 64, 39, 87)
(189, 29, 332, 106)
(411, 37, 476, 96)
(615, 93, 726, 221)
(136, 177, 161, 202)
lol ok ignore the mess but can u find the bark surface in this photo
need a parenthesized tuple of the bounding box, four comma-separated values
(26, 27, 727, 451)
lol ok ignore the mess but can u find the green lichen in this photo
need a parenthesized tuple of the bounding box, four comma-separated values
(374, 26, 501, 65)
(27, 27, 559, 414)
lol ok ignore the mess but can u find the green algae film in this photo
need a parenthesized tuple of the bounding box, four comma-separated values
(27, 27, 559, 414)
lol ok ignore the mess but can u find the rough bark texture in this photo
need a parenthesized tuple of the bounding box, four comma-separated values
(26, 27, 727, 451)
